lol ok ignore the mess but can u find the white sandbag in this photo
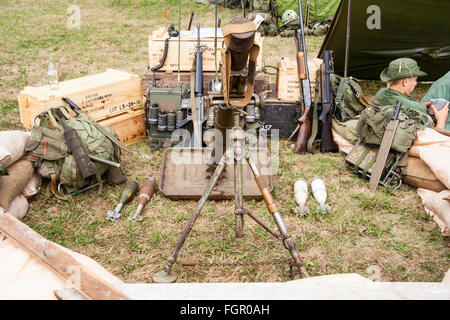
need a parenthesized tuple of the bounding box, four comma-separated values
(7, 195, 29, 220)
(417, 188, 450, 236)
(332, 129, 354, 154)
(0, 131, 31, 167)
(419, 146, 450, 189)
(410, 128, 450, 158)
(21, 171, 42, 198)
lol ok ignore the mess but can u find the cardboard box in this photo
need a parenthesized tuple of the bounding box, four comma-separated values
(97, 108, 146, 146)
(148, 27, 263, 72)
(18, 69, 142, 129)
(276, 57, 322, 102)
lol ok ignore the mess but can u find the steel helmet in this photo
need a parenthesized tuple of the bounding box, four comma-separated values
(281, 9, 299, 26)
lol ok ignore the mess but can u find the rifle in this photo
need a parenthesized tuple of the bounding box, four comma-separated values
(190, 23, 205, 147)
(293, 0, 312, 154)
(319, 50, 339, 153)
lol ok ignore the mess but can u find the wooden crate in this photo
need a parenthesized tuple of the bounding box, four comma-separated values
(18, 69, 142, 129)
(276, 57, 322, 102)
(148, 27, 264, 72)
(97, 108, 146, 146)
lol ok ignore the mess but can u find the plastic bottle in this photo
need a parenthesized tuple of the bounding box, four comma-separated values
(47, 56, 59, 90)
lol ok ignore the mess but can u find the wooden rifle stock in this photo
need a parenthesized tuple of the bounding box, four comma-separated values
(293, 24, 312, 154)
(294, 108, 311, 153)
(319, 51, 339, 153)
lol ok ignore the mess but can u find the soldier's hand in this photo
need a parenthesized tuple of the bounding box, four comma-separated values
(430, 102, 449, 129)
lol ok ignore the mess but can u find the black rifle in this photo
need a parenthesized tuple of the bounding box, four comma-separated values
(319, 50, 339, 152)
(293, 0, 312, 154)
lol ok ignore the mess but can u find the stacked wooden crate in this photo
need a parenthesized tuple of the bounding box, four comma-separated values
(276, 57, 322, 102)
(18, 69, 145, 145)
(148, 27, 264, 73)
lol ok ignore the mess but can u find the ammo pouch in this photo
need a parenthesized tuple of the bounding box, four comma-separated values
(356, 103, 425, 153)
(331, 74, 369, 122)
(25, 107, 125, 197)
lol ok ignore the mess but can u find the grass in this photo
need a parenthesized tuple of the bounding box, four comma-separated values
(1, 0, 449, 283)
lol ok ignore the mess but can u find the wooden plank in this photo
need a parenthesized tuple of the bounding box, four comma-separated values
(0, 208, 130, 300)
(18, 69, 142, 129)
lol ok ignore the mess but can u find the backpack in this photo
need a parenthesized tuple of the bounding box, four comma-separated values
(331, 74, 370, 122)
(356, 103, 425, 153)
(25, 106, 125, 198)
(249, 0, 272, 11)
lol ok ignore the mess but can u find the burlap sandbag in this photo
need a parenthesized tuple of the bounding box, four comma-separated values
(21, 171, 42, 198)
(419, 146, 450, 189)
(0, 160, 34, 212)
(8, 195, 29, 220)
(403, 157, 446, 192)
(417, 188, 450, 236)
(410, 128, 450, 158)
(0, 131, 30, 167)
(332, 129, 354, 154)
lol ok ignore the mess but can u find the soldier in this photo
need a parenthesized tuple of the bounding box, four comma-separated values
(421, 71, 450, 130)
(373, 58, 449, 129)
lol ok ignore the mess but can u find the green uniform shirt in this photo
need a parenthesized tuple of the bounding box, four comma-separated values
(421, 71, 450, 130)
(373, 88, 433, 126)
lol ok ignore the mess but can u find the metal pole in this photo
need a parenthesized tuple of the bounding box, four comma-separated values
(178, 0, 181, 85)
(344, 0, 351, 78)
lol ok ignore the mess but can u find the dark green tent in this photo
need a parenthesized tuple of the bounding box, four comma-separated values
(319, 0, 450, 81)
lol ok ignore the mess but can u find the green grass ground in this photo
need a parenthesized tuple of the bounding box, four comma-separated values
(0, 0, 448, 283)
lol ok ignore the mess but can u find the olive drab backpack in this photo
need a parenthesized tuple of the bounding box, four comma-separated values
(25, 106, 125, 199)
(331, 74, 370, 122)
(356, 103, 425, 153)
(344, 102, 425, 191)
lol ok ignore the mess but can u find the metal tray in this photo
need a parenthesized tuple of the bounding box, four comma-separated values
(159, 147, 273, 200)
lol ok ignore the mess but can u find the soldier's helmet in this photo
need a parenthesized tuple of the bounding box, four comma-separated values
(281, 10, 299, 27)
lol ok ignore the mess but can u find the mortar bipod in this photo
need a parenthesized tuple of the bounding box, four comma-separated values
(152, 128, 308, 283)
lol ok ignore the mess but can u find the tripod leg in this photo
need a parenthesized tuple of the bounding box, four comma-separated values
(234, 160, 244, 238)
(152, 153, 228, 283)
(247, 154, 309, 278)
(233, 126, 245, 238)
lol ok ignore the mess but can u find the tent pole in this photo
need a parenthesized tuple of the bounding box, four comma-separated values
(344, 0, 351, 78)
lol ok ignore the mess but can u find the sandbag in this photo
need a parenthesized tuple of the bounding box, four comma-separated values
(403, 157, 446, 192)
(331, 129, 354, 154)
(410, 127, 450, 157)
(332, 118, 359, 144)
(417, 188, 450, 236)
(8, 195, 29, 220)
(0, 160, 34, 212)
(0, 131, 31, 167)
(21, 171, 42, 198)
(419, 146, 450, 189)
